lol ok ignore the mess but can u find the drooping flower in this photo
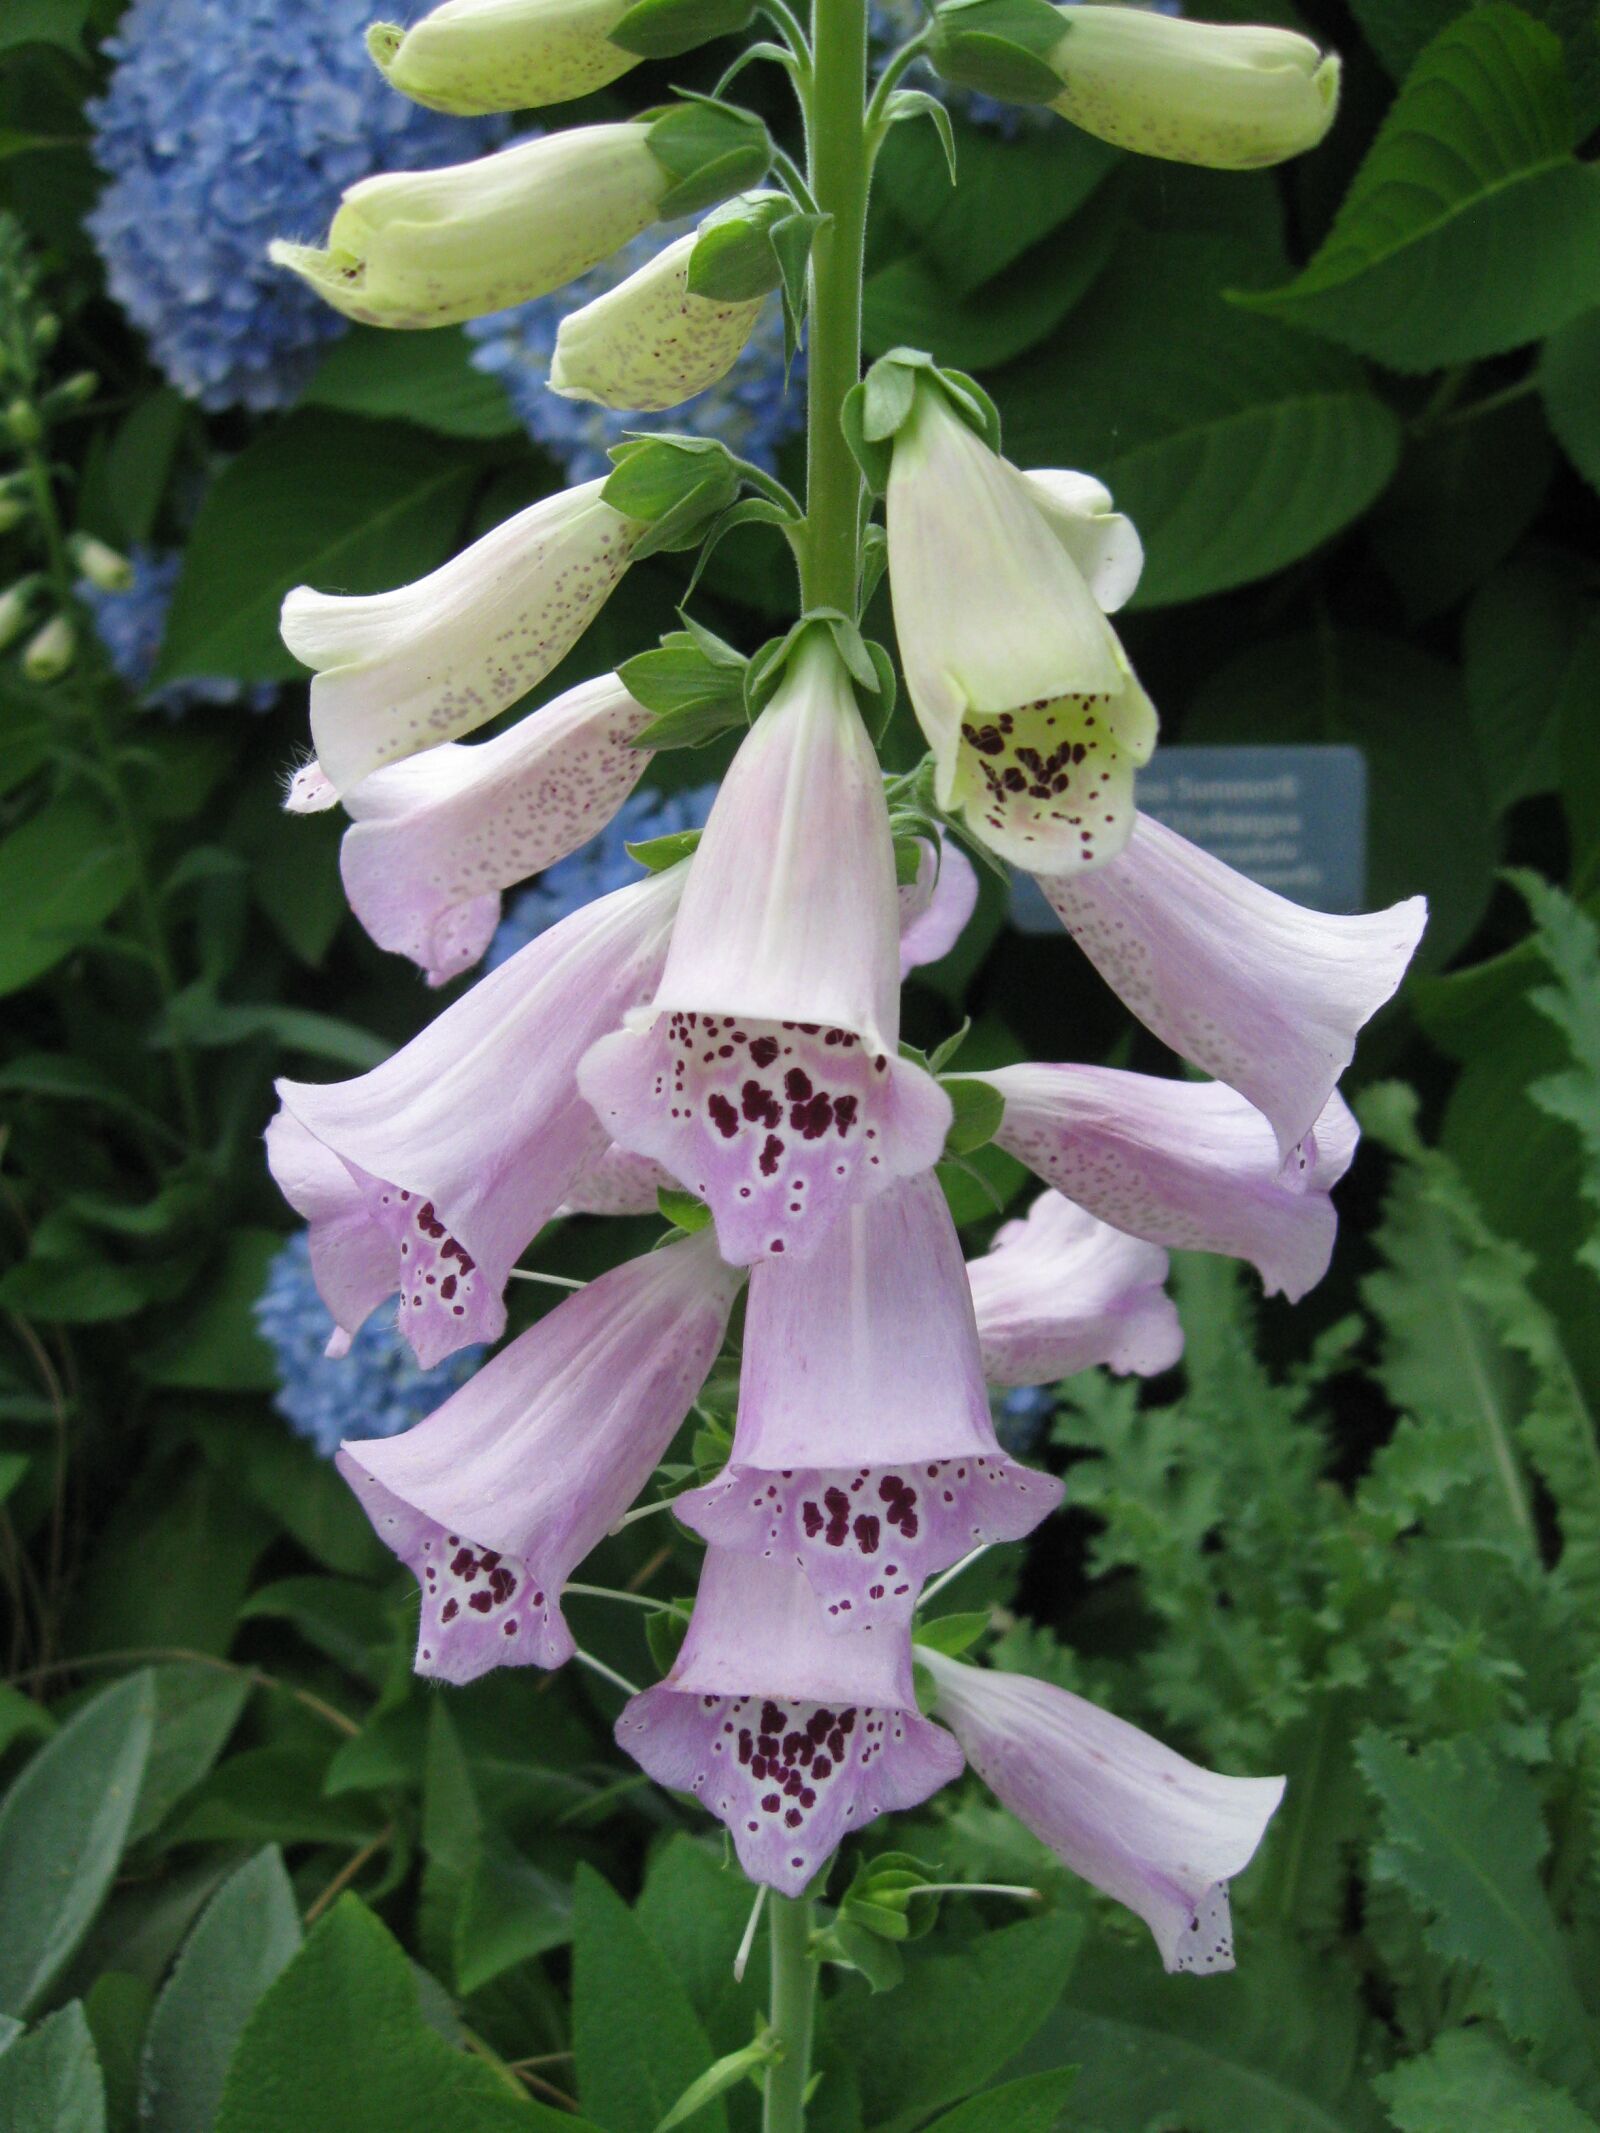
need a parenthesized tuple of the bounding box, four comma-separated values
(898, 833, 980, 978)
(618, 1548, 965, 1894)
(485, 782, 717, 970)
(466, 226, 802, 481)
(1033, 813, 1427, 1163)
(967, 1189, 1183, 1386)
(886, 379, 1156, 875)
(270, 108, 770, 329)
(280, 480, 645, 793)
(268, 864, 685, 1367)
(578, 633, 952, 1264)
(969, 1064, 1358, 1302)
(920, 1650, 1284, 1973)
(551, 194, 791, 414)
(293, 670, 657, 985)
(255, 1229, 481, 1458)
(1040, 9, 1339, 170)
(78, 548, 275, 716)
(87, 0, 494, 410)
(263, 1110, 397, 1353)
(367, 0, 642, 116)
(677, 1171, 1063, 1628)
(339, 1231, 741, 1680)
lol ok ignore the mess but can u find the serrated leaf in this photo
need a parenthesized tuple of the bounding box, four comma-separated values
(1001, 233, 1400, 607)
(0, 1672, 155, 2018)
(1358, 1729, 1597, 2091)
(1239, 7, 1600, 369)
(0, 2002, 104, 2133)
(140, 1848, 302, 2133)
(214, 1897, 572, 2133)
(1515, 873, 1600, 1286)
(1377, 2026, 1600, 2132)
(573, 1866, 729, 2133)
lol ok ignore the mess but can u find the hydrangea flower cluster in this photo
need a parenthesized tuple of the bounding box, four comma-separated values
(79, 548, 276, 715)
(255, 1230, 481, 1457)
(467, 226, 803, 481)
(256, 0, 1370, 2001)
(87, 0, 496, 410)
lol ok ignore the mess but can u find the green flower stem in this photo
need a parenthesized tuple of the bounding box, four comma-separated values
(799, 0, 869, 614)
(762, 1893, 816, 2133)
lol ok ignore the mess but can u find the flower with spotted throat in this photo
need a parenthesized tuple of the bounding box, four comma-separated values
(577, 630, 952, 1265)
(885, 375, 1155, 876)
(617, 1547, 964, 1894)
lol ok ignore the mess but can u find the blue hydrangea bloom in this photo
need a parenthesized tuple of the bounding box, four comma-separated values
(465, 225, 803, 481)
(255, 1230, 481, 1458)
(79, 547, 276, 715)
(993, 1383, 1056, 1455)
(486, 782, 718, 970)
(87, 0, 497, 410)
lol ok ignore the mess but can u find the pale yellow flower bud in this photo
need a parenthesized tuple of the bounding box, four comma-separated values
(1047, 8, 1338, 170)
(22, 612, 75, 682)
(367, 0, 639, 117)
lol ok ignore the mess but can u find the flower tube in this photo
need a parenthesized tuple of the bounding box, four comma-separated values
(324, 671, 655, 984)
(886, 380, 1156, 875)
(618, 1549, 965, 1894)
(678, 1171, 1064, 1627)
(968, 1190, 1183, 1386)
(281, 482, 644, 794)
(270, 124, 666, 328)
(1035, 813, 1427, 1161)
(921, 1651, 1284, 1973)
(972, 1064, 1359, 1302)
(269, 864, 684, 1367)
(368, 0, 643, 115)
(1042, 10, 1339, 171)
(340, 1231, 741, 1681)
(578, 633, 951, 1264)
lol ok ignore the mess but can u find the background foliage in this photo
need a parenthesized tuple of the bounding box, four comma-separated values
(0, 0, 1597, 2127)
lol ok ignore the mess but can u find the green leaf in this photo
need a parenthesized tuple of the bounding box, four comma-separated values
(0, 1672, 155, 2018)
(141, 1849, 302, 2133)
(913, 1611, 991, 1657)
(922, 2069, 1079, 2133)
(214, 1896, 577, 2133)
(657, 1186, 713, 1232)
(0, 0, 88, 57)
(653, 2034, 777, 2131)
(941, 1076, 1006, 1159)
(825, 1907, 1081, 2129)
(127, 1662, 251, 1843)
(572, 1864, 729, 2133)
(1358, 1728, 1598, 2091)
(104, 389, 187, 547)
(1012, 1936, 1387, 2133)
(1238, 7, 1600, 369)
(0, 795, 137, 996)
(1185, 631, 1494, 969)
(1462, 556, 1595, 812)
(157, 412, 478, 684)
(1516, 872, 1600, 1285)
(166, 1748, 381, 1848)
(864, 212, 1114, 372)
(138, 1228, 280, 1393)
(0, 2003, 104, 2133)
(1000, 233, 1401, 607)
(1347, 0, 1600, 135)
(1541, 309, 1600, 496)
(634, 1837, 763, 2060)
(1377, 2026, 1600, 2132)
(83, 1970, 151, 2133)
(302, 327, 520, 438)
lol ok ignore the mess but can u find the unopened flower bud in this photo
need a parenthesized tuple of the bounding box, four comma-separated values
(21, 612, 75, 682)
(3, 398, 41, 447)
(70, 533, 134, 593)
(0, 577, 39, 651)
(0, 495, 29, 535)
(270, 107, 768, 329)
(368, 0, 642, 114)
(31, 312, 59, 355)
(41, 371, 99, 417)
(551, 192, 786, 412)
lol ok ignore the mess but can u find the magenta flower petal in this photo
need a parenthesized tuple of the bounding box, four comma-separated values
(978, 1065, 1357, 1302)
(1037, 814, 1427, 1159)
(969, 1190, 1183, 1386)
(263, 1110, 395, 1353)
(336, 672, 654, 984)
(899, 834, 980, 977)
(617, 1550, 964, 1894)
(922, 1652, 1284, 1974)
(273, 866, 683, 1366)
(577, 637, 951, 1264)
(339, 1232, 741, 1684)
(676, 1173, 1062, 1626)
